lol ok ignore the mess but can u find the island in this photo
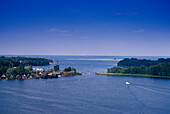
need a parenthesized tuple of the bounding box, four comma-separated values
(96, 58, 170, 79)
(0, 56, 82, 80)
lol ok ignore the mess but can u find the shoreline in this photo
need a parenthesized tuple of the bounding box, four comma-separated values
(95, 72, 170, 79)
(64, 59, 123, 61)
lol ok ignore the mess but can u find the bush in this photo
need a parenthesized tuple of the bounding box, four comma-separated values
(54, 65, 59, 71)
(6, 68, 16, 78)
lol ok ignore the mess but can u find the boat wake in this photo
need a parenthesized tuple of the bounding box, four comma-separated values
(131, 83, 170, 91)
(126, 82, 146, 114)
(134, 84, 170, 96)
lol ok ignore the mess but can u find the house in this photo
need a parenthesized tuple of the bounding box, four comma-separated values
(41, 71, 50, 79)
(27, 74, 30, 78)
(62, 71, 75, 76)
(9, 75, 15, 79)
(52, 71, 61, 78)
(31, 73, 36, 78)
(28, 75, 33, 79)
(19, 60, 23, 63)
(33, 68, 44, 72)
(35, 74, 40, 79)
(1, 75, 6, 79)
(41, 74, 48, 79)
(22, 74, 27, 79)
(48, 73, 54, 78)
(16, 75, 22, 79)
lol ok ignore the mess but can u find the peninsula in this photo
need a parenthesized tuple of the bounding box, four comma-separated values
(0, 56, 82, 80)
(96, 58, 170, 79)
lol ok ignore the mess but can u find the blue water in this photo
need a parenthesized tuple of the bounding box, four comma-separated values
(0, 56, 170, 114)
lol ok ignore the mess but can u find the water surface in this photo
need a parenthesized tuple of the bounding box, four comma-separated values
(0, 56, 170, 114)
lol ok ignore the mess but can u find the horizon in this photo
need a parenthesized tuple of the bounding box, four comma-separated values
(0, 54, 170, 57)
(0, 0, 170, 56)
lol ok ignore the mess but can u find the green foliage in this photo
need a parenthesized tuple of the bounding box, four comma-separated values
(75, 72, 82, 75)
(49, 69, 54, 72)
(16, 64, 25, 75)
(54, 65, 59, 71)
(0, 56, 52, 67)
(0, 66, 8, 76)
(107, 67, 122, 73)
(6, 68, 16, 78)
(118, 58, 170, 67)
(25, 65, 32, 71)
(64, 66, 76, 72)
(0, 56, 52, 76)
(64, 66, 72, 71)
(108, 62, 170, 76)
(25, 66, 33, 74)
(71, 68, 76, 72)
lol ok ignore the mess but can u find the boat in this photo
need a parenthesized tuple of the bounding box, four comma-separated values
(126, 82, 130, 85)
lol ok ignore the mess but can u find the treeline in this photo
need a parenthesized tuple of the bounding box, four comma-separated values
(107, 63, 170, 76)
(2, 64, 60, 79)
(64, 66, 76, 72)
(118, 58, 170, 67)
(64, 66, 82, 75)
(0, 56, 53, 76)
(2, 64, 33, 79)
(0, 56, 53, 66)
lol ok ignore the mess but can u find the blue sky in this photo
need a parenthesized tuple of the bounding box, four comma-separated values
(0, 0, 170, 56)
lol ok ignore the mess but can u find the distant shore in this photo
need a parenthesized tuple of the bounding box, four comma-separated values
(64, 59, 123, 61)
(95, 72, 170, 79)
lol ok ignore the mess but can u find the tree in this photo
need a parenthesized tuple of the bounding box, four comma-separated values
(64, 66, 72, 71)
(16, 64, 25, 75)
(25, 65, 33, 74)
(117, 58, 170, 67)
(107, 67, 122, 73)
(6, 68, 16, 78)
(71, 68, 76, 72)
(25, 65, 32, 71)
(54, 65, 59, 71)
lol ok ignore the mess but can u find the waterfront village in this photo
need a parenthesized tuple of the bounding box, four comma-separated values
(0, 56, 82, 80)
(0, 65, 82, 80)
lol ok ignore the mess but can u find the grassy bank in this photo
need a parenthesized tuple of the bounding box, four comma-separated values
(95, 72, 170, 79)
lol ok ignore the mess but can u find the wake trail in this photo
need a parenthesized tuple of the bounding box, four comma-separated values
(131, 83, 170, 91)
(127, 82, 170, 113)
(137, 86, 170, 96)
(127, 85, 146, 114)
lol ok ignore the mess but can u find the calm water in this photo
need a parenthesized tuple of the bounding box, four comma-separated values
(0, 56, 170, 114)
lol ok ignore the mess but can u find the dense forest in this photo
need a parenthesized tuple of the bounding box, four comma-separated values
(0, 56, 53, 76)
(117, 58, 170, 67)
(108, 59, 170, 76)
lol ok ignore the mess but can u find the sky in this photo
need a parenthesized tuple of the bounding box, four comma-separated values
(0, 0, 170, 56)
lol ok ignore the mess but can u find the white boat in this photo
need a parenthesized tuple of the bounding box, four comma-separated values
(126, 82, 130, 85)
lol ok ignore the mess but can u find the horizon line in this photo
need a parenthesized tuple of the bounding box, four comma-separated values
(0, 54, 170, 57)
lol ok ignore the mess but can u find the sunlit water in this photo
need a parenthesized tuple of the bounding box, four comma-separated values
(0, 56, 170, 114)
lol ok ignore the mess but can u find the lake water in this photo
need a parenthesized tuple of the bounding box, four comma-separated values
(0, 56, 170, 114)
